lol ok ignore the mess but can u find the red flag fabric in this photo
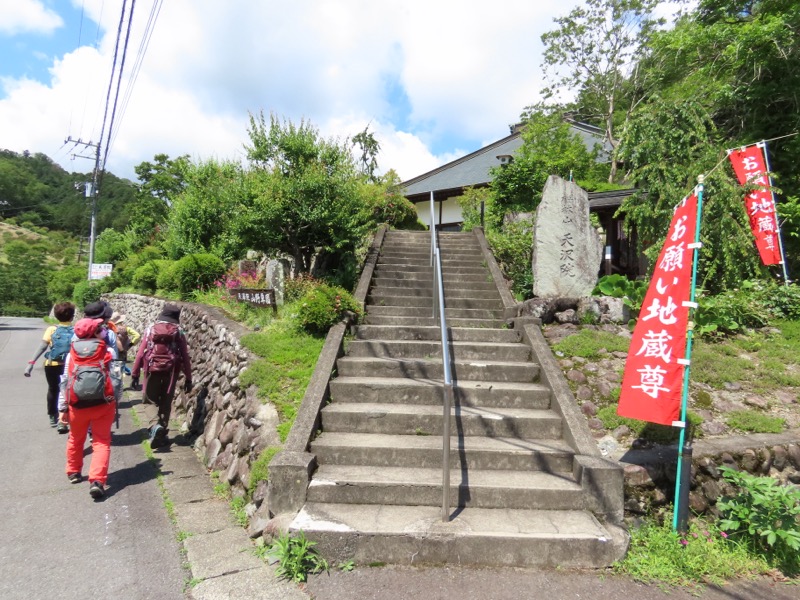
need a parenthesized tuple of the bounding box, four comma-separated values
(618, 194, 698, 426)
(728, 145, 782, 265)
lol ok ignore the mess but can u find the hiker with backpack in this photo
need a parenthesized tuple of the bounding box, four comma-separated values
(130, 304, 192, 448)
(110, 312, 141, 375)
(57, 317, 117, 499)
(24, 302, 76, 432)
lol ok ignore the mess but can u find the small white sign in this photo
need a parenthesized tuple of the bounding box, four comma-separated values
(90, 263, 113, 280)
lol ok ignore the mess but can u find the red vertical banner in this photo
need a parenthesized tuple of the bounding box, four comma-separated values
(618, 194, 698, 426)
(727, 144, 782, 265)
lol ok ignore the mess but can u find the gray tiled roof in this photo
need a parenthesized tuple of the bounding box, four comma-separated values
(402, 121, 610, 198)
(402, 133, 524, 196)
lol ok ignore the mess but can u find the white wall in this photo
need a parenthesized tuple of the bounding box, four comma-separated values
(415, 197, 463, 228)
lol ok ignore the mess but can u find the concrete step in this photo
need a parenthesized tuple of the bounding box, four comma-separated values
(354, 325, 519, 343)
(374, 263, 489, 275)
(366, 295, 503, 310)
(366, 305, 503, 320)
(378, 256, 484, 267)
(336, 356, 539, 382)
(307, 465, 582, 509)
(329, 377, 552, 409)
(320, 402, 562, 438)
(362, 315, 507, 328)
(367, 285, 501, 299)
(346, 339, 530, 362)
(373, 268, 493, 283)
(371, 276, 498, 291)
(291, 503, 624, 568)
(380, 244, 484, 263)
(310, 432, 575, 471)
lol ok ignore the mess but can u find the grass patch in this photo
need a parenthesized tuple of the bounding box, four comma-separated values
(726, 410, 785, 433)
(249, 445, 281, 494)
(615, 513, 771, 591)
(598, 405, 703, 442)
(552, 328, 631, 359)
(692, 323, 800, 392)
(239, 315, 324, 442)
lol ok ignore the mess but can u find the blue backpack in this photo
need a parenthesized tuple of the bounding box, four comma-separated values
(46, 325, 74, 362)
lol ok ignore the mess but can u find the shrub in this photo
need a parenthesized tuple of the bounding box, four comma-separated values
(593, 274, 649, 317)
(718, 466, 800, 574)
(72, 279, 105, 308)
(172, 253, 226, 298)
(132, 260, 172, 293)
(285, 274, 321, 303)
(156, 260, 179, 292)
(486, 217, 534, 301)
(296, 284, 361, 335)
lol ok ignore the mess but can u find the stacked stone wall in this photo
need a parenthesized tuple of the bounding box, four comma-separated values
(103, 294, 281, 507)
(623, 438, 800, 518)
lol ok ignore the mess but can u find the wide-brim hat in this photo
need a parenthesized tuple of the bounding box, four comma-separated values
(158, 303, 181, 324)
(84, 301, 113, 320)
(74, 318, 104, 339)
(110, 311, 126, 325)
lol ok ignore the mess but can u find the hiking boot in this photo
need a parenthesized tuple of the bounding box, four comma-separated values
(149, 424, 167, 448)
(56, 422, 68, 434)
(89, 481, 105, 499)
(68, 473, 82, 484)
(49, 415, 57, 427)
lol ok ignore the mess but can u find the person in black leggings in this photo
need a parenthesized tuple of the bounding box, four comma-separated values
(24, 302, 77, 431)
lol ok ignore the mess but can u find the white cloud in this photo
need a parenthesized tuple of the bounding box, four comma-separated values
(1, 0, 584, 182)
(0, 0, 63, 35)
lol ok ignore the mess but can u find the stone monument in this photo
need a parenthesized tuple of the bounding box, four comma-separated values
(532, 175, 602, 298)
(266, 259, 285, 305)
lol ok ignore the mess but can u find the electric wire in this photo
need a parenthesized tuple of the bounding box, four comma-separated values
(99, 0, 136, 180)
(109, 0, 163, 152)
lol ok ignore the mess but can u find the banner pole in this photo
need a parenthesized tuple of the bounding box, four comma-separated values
(672, 175, 705, 533)
(759, 141, 791, 285)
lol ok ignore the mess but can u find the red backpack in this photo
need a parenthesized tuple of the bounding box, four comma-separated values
(66, 339, 114, 408)
(145, 322, 181, 374)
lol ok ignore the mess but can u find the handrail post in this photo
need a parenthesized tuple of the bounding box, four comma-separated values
(429, 191, 435, 267)
(442, 382, 452, 521)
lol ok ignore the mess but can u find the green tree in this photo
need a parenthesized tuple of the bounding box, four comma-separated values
(352, 125, 381, 182)
(489, 108, 602, 228)
(616, 0, 800, 286)
(164, 159, 247, 261)
(239, 112, 370, 274)
(541, 0, 663, 181)
(1, 240, 51, 314)
(128, 154, 190, 249)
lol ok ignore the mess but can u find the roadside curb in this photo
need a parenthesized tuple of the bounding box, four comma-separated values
(128, 391, 308, 599)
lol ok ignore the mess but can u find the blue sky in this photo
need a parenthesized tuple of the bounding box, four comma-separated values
(0, 1, 680, 182)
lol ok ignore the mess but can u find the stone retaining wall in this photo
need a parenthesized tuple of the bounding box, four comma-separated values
(103, 294, 281, 507)
(621, 432, 800, 518)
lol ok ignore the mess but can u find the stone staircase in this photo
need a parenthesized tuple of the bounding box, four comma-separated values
(290, 230, 626, 568)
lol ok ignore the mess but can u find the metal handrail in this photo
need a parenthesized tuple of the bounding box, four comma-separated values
(429, 192, 454, 522)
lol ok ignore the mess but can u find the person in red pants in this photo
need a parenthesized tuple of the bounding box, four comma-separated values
(58, 317, 116, 500)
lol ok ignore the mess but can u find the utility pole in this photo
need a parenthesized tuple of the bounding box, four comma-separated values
(66, 137, 102, 280)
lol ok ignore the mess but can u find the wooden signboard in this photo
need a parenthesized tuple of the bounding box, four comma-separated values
(233, 288, 277, 314)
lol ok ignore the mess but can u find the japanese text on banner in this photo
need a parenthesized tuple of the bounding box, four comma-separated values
(727, 145, 781, 266)
(618, 194, 698, 426)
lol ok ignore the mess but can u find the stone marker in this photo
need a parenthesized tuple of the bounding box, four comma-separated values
(266, 259, 285, 305)
(532, 175, 602, 298)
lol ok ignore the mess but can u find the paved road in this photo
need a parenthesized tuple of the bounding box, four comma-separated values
(0, 317, 187, 600)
